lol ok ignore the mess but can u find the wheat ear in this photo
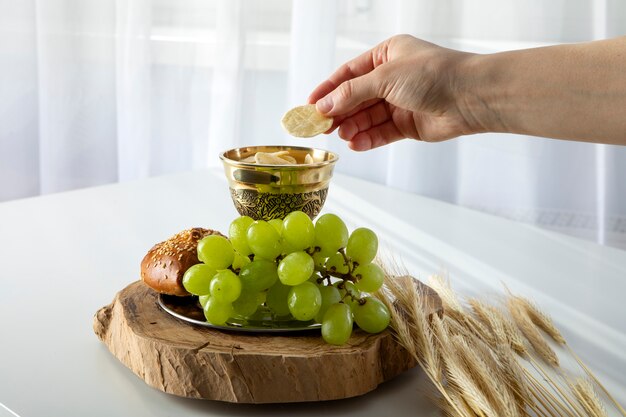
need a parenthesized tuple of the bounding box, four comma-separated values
(469, 298, 527, 355)
(566, 346, 626, 417)
(514, 296, 566, 345)
(451, 334, 522, 417)
(568, 378, 608, 417)
(507, 297, 559, 366)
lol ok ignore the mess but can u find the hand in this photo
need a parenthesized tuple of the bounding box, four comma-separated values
(308, 35, 480, 151)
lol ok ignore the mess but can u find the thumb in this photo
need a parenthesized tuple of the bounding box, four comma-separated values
(316, 69, 384, 116)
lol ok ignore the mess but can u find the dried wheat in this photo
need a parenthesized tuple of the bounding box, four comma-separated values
(514, 296, 566, 345)
(508, 298, 559, 366)
(569, 378, 607, 417)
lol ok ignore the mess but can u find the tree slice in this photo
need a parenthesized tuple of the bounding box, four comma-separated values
(93, 280, 441, 403)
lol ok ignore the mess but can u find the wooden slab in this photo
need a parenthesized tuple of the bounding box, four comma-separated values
(93, 280, 439, 403)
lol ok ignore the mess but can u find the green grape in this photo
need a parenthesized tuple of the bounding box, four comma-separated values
(231, 252, 251, 271)
(353, 263, 384, 292)
(232, 291, 260, 318)
(257, 291, 267, 306)
(287, 282, 322, 321)
(314, 213, 349, 257)
(345, 227, 378, 265)
(247, 220, 282, 260)
(278, 251, 314, 286)
(198, 235, 235, 269)
(198, 294, 210, 308)
(308, 272, 323, 285)
(203, 297, 234, 325)
(266, 281, 291, 317)
(352, 297, 390, 333)
(182, 264, 216, 295)
(314, 284, 342, 323)
(282, 211, 315, 251)
(229, 216, 254, 256)
(268, 218, 283, 234)
(311, 251, 327, 269)
(238, 259, 279, 292)
(322, 303, 353, 345)
(209, 269, 242, 303)
(325, 252, 350, 275)
(281, 239, 299, 255)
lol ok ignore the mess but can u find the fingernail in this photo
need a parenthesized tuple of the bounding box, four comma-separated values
(316, 97, 333, 114)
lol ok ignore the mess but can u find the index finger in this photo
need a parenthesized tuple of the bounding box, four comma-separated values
(307, 41, 387, 104)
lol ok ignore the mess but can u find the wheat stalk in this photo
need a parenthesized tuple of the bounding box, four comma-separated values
(469, 298, 527, 355)
(380, 277, 469, 416)
(523, 367, 574, 417)
(379, 274, 443, 382)
(378, 264, 623, 417)
(493, 342, 531, 415)
(527, 357, 588, 417)
(440, 390, 478, 417)
(566, 346, 626, 416)
(438, 331, 501, 416)
(500, 309, 530, 355)
(507, 297, 559, 367)
(469, 299, 505, 341)
(428, 274, 464, 313)
(512, 296, 566, 345)
(569, 378, 608, 417)
(506, 292, 626, 417)
(451, 334, 521, 417)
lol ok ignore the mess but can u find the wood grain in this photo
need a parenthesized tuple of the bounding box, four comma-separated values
(93, 280, 438, 403)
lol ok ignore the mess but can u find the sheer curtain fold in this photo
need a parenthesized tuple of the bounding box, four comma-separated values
(0, 1, 39, 201)
(287, 0, 342, 160)
(116, 0, 152, 182)
(206, 0, 245, 167)
(0, 0, 624, 248)
(287, 0, 337, 110)
(35, 0, 118, 194)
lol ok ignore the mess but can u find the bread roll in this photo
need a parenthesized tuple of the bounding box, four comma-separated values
(141, 228, 224, 296)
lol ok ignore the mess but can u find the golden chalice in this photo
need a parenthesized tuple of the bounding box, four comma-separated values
(220, 145, 338, 220)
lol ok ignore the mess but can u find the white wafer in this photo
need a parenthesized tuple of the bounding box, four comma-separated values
(281, 104, 333, 138)
(254, 152, 294, 165)
(240, 150, 316, 165)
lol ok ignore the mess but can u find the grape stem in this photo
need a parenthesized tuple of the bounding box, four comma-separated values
(338, 248, 357, 274)
(312, 248, 359, 283)
(322, 268, 356, 283)
(307, 246, 321, 256)
(310, 246, 364, 303)
(336, 280, 363, 304)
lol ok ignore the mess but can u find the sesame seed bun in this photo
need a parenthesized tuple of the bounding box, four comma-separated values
(141, 228, 225, 296)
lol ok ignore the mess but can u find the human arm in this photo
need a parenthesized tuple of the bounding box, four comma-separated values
(308, 35, 626, 151)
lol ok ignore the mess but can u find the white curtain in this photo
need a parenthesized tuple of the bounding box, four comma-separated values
(1, 0, 625, 248)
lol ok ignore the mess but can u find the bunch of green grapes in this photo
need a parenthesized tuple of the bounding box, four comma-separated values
(182, 211, 390, 345)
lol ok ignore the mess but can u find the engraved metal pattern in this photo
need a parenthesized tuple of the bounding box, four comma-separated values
(230, 187, 328, 220)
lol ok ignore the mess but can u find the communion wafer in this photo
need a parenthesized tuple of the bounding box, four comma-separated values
(281, 104, 333, 138)
(240, 151, 314, 165)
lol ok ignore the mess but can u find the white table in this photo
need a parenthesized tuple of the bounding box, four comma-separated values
(1, 169, 625, 417)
